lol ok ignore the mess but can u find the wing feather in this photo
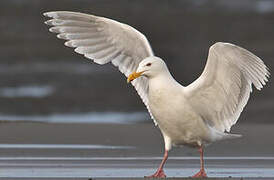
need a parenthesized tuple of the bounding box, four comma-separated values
(186, 42, 269, 132)
(57, 33, 101, 40)
(44, 11, 156, 124)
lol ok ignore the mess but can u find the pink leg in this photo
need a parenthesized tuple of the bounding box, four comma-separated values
(145, 150, 168, 178)
(192, 146, 207, 178)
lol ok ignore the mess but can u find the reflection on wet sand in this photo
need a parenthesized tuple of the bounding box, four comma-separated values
(1, 155, 274, 178)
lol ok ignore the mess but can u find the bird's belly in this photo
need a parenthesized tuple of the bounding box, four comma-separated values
(149, 96, 211, 147)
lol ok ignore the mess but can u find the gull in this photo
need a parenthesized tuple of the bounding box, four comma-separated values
(44, 11, 270, 178)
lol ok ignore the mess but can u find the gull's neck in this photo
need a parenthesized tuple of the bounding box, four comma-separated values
(148, 70, 182, 91)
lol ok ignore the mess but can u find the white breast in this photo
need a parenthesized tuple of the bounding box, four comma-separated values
(148, 78, 212, 147)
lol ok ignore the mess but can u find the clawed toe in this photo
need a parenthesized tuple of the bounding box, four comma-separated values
(192, 169, 207, 178)
(145, 169, 166, 178)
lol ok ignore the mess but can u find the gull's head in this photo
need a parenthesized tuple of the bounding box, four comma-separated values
(127, 56, 168, 83)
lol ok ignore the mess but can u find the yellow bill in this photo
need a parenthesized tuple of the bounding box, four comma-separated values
(127, 71, 144, 83)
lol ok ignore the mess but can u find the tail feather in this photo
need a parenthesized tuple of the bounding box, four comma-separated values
(209, 126, 242, 142)
(222, 133, 242, 140)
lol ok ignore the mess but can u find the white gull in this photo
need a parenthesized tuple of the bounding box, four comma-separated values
(44, 11, 270, 178)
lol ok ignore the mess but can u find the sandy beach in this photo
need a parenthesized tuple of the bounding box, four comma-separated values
(0, 122, 273, 179)
(1, 122, 274, 157)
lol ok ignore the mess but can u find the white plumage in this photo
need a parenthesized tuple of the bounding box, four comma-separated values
(44, 11, 270, 178)
(44, 11, 157, 124)
(186, 42, 269, 133)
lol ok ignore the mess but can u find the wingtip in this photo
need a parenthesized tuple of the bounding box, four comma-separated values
(74, 47, 85, 55)
(43, 12, 51, 17)
(57, 34, 67, 40)
(44, 20, 52, 26)
(49, 27, 60, 33)
(64, 41, 76, 48)
(43, 11, 59, 18)
(266, 67, 271, 77)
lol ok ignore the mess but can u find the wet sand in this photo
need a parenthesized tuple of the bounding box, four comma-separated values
(0, 122, 273, 179)
(3, 178, 274, 180)
(4, 178, 274, 180)
(2, 156, 274, 178)
(0, 122, 274, 157)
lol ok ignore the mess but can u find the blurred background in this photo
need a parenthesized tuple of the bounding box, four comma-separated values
(0, 0, 273, 124)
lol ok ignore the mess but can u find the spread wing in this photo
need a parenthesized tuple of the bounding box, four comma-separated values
(185, 42, 270, 132)
(44, 11, 157, 124)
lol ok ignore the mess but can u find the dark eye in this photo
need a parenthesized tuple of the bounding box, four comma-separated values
(146, 63, 152, 66)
